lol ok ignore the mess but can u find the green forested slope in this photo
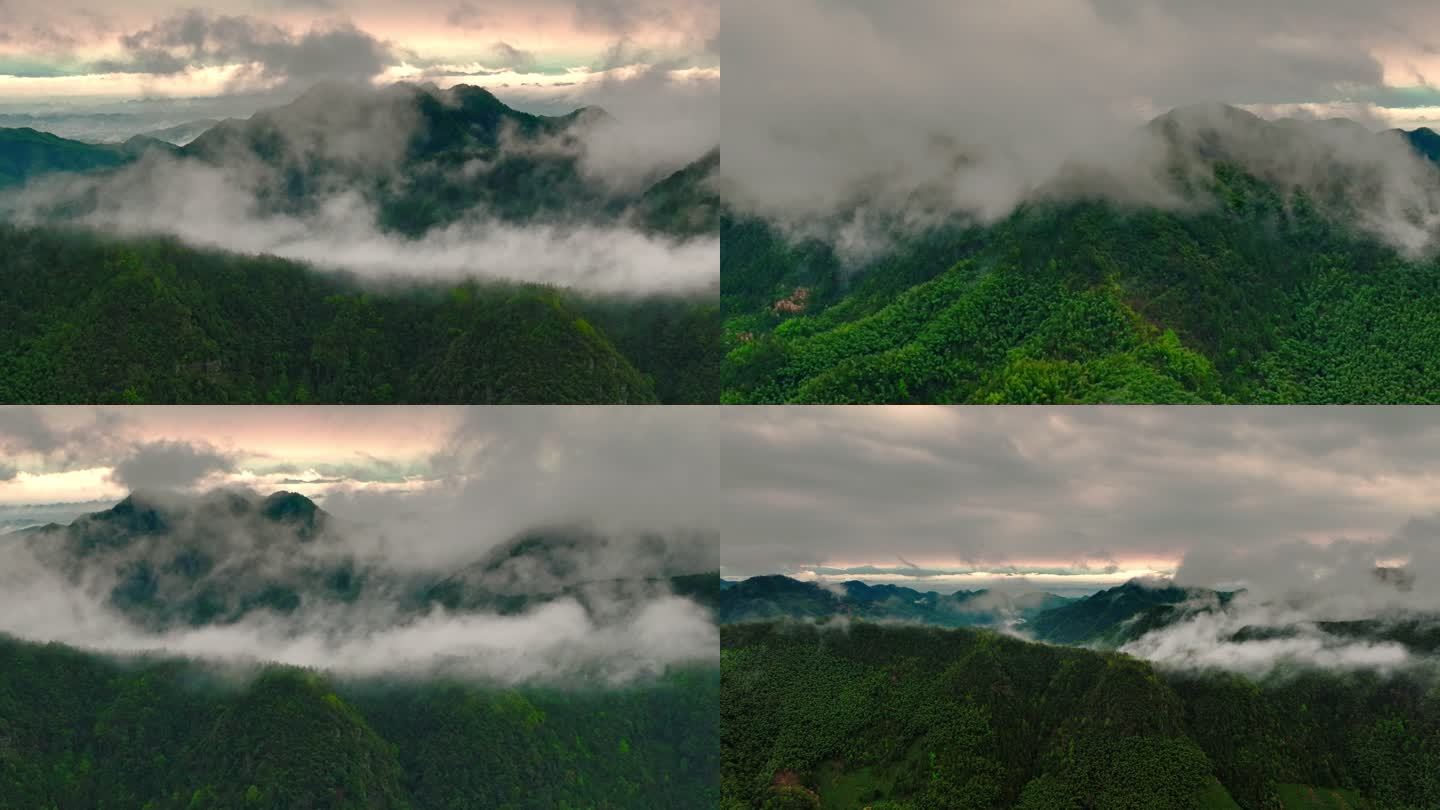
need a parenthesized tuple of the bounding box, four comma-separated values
(0, 634, 719, 810)
(721, 163, 1440, 404)
(721, 621, 1437, 810)
(0, 226, 717, 403)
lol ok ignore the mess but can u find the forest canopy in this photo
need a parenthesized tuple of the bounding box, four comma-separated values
(0, 225, 718, 404)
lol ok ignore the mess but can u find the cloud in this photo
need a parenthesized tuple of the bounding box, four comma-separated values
(110, 440, 237, 491)
(721, 0, 1440, 255)
(323, 405, 721, 570)
(0, 406, 130, 472)
(488, 40, 536, 71)
(0, 406, 67, 455)
(445, 2, 485, 29)
(573, 0, 716, 39)
(1119, 597, 1414, 676)
(12, 159, 718, 293)
(0, 406, 721, 682)
(93, 11, 398, 88)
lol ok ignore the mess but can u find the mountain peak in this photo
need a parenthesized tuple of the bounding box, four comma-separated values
(260, 491, 322, 531)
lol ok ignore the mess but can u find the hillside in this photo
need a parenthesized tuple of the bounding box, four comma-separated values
(721, 109, 1440, 404)
(0, 226, 719, 403)
(721, 621, 1435, 809)
(0, 633, 718, 809)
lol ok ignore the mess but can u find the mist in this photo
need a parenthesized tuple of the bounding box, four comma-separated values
(1117, 594, 1418, 676)
(2, 80, 718, 295)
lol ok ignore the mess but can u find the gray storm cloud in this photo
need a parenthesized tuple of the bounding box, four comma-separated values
(722, 0, 1440, 256)
(93, 11, 398, 88)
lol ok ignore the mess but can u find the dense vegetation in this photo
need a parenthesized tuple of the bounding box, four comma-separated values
(0, 226, 717, 403)
(0, 634, 719, 809)
(721, 130, 1440, 403)
(722, 621, 1437, 809)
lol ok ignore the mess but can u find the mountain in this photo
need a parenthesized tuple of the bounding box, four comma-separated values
(133, 118, 221, 145)
(635, 147, 720, 237)
(722, 620, 1431, 809)
(17, 490, 719, 632)
(12, 82, 718, 242)
(0, 225, 720, 403)
(1, 487, 721, 807)
(0, 632, 718, 809)
(722, 106, 1440, 404)
(0, 127, 132, 188)
(0, 84, 720, 406)
(1025, 579, 1229, 646)
(718, 574, 1071, 628)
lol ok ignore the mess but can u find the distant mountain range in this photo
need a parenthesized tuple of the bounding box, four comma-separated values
(722, 573, 1440, 656)
(719, 574, 1072, 628)
(0, 82, 718, 239)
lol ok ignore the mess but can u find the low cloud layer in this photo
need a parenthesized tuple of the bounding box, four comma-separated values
(1120, 595, 1418, 676)
(722, 0, 1440, 256)
(0, 406, 720, 682)
(19, 168, 718, 293)
(0, 528, 716, 684)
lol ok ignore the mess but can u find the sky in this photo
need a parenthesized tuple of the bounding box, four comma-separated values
(721, 406, 1440, 597)
(0, 0, 718, 138)
(721, 0, 1440, 241)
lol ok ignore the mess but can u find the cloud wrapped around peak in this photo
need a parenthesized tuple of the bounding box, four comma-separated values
(721, 0, 1440, 255)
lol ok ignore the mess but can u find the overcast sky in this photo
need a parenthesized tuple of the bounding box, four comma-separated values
(0, 0, 717, 136)
(722, 0, 1440, 225)
(721, 406, 1440, 594)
